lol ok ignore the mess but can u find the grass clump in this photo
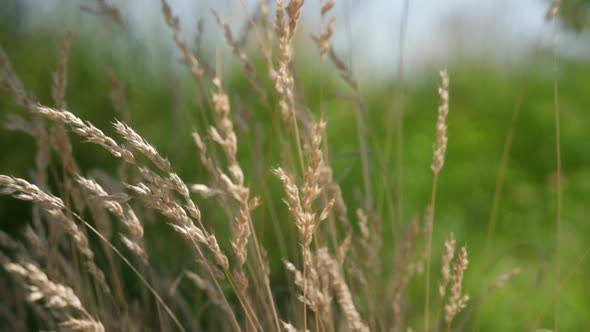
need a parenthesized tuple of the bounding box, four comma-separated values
(0, 1, 584, 331)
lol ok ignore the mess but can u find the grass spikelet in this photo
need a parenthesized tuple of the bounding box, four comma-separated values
(0, 176, 111, 294)
(76, 176, 147, 264)
(424, 69, 450, 332)
(80, 0, 124, 27)
(113, 121, 171, 173)
(160, 0, 204, 79)
(5, 262, 84, 310)
(318, 17, 335, 57)
(444, 246, 469, 332)
(286, 0, 305, 37)
(281, 320, 308, 332)
(0, 230, 20, 251)
(316, 248, 369, 332)
(59, 317, 106, 332)
(52, 31, 72, 109)
(432, 69, 450, 174)
(321, 0, 336, 16)
(32, 105, 134, 162)
(273, 0, 297, 124)
(439, 233, 455, 298)
(4, 261, 105, 331)
(211, 10, 267, 105)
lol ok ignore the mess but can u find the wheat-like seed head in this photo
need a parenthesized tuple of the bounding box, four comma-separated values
(52, 31, 72, 109)
(284, 257, 328, 314)
(439, 233, 456, 297)
(114, 121, 171, 173)
(444, 246, 469, 324)
(183, 270, 229, 314)
(432, 69, 450, 174)
(59, 317, 106, 332)
(5, 262, 83, 310)
(321, 0, 336, 16)
(281, 320, 309, 332)
(192, 131, 218, 180)
(211, 10, 267, 104)
(77, 175, 148, 264)
(316, 248, 369, 332)
(545, 0, 560, 20)
(0, 230, 21, 252)
(0, 175, 64, 211)
(231, 208, 250, 267)
(318, 17, 335, 57)
(160, 0, 204, 79)
(33, 106, 135, 163)
(23, 226, 46, 258)
(488, 268, 521, 293)
(0, 176, 112, 293)
(80, 0, 123, 27)
(286, 0, 304, 37)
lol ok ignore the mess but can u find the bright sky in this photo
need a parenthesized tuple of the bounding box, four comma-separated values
(17, 0, 589, 79)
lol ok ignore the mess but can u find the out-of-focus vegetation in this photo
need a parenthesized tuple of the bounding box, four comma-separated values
(1, 2, 590, 331)
(558, 0, 590, 31)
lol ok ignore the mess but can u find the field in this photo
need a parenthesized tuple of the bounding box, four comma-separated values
(1, 1, 589, 331)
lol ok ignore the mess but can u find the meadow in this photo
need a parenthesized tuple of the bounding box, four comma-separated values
(0, 1, 589, 331)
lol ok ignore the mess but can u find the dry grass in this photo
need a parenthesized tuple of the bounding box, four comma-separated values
(0, 1, 542, 332)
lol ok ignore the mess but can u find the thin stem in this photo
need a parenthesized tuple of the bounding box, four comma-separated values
(551, 9, 562, 332)
(354, 100, 373, 211)
(395, 0, 410, 227)
(184, 236, 243, 332)
(303, 251, 308, 332)
(259, 95, 280, 243)
(245, 214, 281, 331)
(532, 246, 590, 330)
(237, 0, 273, 72)
(292, 109, 306, 175)
(69, 211, 187, 332)
(425, 173, 439, 332)
(482, 97, 521, 269)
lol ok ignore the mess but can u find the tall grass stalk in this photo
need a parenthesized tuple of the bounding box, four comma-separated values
(425, 69, 450, 332)
(548, 1, 562, 330)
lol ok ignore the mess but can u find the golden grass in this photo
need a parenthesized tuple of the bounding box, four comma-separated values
(0, 1, 556, 331)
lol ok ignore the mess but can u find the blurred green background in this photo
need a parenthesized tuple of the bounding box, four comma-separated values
(1, 1, 590, 331)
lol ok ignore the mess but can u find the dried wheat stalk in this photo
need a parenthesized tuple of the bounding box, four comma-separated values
(0, 176, 110, 294)
(4, 261, 105, 332)
(444, 246, 469, 331)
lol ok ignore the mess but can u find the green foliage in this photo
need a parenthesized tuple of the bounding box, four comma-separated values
(557, 0, 590, 32)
